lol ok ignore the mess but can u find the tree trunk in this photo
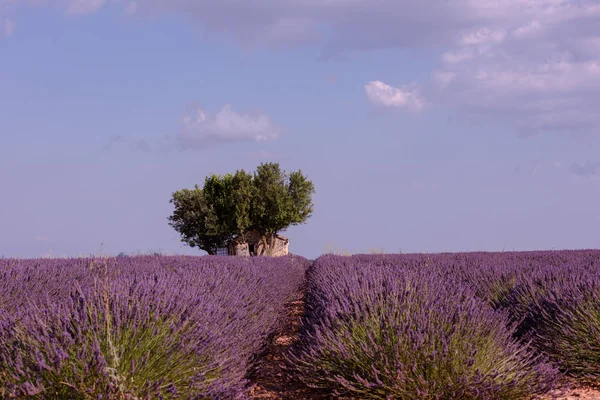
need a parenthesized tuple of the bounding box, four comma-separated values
(266, 234, 273, 256)
(259, 235, 269, 256)
(259, 234, 276, 256)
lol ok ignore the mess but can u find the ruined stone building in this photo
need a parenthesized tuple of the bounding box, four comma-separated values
(223, 230, 289, 257)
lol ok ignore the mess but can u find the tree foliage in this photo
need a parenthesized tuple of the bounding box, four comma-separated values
(168, 163, 315, 255)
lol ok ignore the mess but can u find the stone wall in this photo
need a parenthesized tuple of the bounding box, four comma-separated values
(228, 231, 289, 257)
(266, 236, 289, 257)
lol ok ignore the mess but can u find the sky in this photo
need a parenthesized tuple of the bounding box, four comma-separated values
(1, 0, 599, 259)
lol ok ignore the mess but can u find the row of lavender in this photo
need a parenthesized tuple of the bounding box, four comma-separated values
(0, 255, 308, 399)
(291, 250, 600, 399)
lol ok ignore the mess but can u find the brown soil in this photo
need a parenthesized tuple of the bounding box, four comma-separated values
(247, 288, 322, 400)
(536, 385, 600, 400)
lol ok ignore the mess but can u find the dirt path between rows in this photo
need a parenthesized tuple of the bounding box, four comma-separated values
(247, 286, 320, 399)
(536, 385, 600, 399)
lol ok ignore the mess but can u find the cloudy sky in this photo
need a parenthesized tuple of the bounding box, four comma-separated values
(1, 0, 599, 258)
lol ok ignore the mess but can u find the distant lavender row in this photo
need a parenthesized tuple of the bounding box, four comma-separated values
(0, 255, 308, 399)
(290, 253, 572, 399)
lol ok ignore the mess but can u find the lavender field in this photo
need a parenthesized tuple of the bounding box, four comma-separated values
(2, 250, 600, 399)
(291, 250, 600, 399)
(0, 255, 308, 398)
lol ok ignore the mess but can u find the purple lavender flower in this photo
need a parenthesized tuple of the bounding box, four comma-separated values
(0, 254, 308, 398)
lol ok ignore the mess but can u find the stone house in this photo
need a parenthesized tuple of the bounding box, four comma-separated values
(227, 230, 289, 257)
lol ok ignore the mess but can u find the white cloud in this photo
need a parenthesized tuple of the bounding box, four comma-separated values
(459, 28, 506, 46)
(365, 81, 425, 112)
(512, 20, 543, 38)
(431, 0, 600, 135)
(442, 50, 474, 64)
(3, 0, 600, 136)
(178, 104, 280, 149)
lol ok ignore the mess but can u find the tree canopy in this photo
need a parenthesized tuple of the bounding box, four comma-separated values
(168, 163, 315, 255)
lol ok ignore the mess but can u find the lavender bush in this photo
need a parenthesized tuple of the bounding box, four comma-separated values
(534, 282, 600, 377)
(0, 255, 308, 399)
(290, 254, 559, 399)
(447, 250, 600, 377)
(331, 251, 600, 379)
(500, 270, 600, 377)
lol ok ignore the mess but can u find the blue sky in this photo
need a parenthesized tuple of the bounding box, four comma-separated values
(1, 0, 599, 259)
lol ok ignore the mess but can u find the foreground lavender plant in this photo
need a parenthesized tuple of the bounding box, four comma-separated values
(0, 255, 308, 399)
(501, 272, 600, 378)
(290, 255, 559, 399)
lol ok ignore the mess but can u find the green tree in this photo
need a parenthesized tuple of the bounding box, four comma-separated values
(168, 163, 314, 255)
